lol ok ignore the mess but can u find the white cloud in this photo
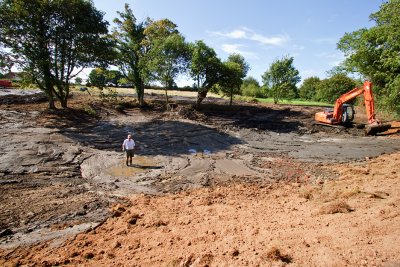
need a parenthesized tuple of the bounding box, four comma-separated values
(211, 27, 289, 46)
(221, 44, 242, 54)
(225, 30, 247, 39)
(221, 43, 258, 58)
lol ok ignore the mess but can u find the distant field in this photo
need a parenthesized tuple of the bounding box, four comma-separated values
(72, 86, 222, 99)
(73, 86, 334, 106)
(255, 97, 333, 107)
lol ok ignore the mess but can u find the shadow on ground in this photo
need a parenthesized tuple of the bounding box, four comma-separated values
(195, 104, 307, 133)
(60, 119, 242, 156)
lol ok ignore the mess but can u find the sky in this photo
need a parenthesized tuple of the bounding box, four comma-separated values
(91, 0, 384, 86)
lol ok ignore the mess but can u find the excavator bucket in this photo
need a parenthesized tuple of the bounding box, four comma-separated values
(364, 123, 391, 136)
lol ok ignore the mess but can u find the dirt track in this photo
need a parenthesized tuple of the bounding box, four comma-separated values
(0, 91, 400, 266)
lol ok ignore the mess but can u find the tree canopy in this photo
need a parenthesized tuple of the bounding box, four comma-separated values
(112, 4, 147, 106)
(337, 0, 400, 114)
(299, 76, 320, 100)
(262, 56, 300, 104)
(0, 0, 113, 108)
(188, 40, 223, 106)
(144, 19, 189, 105)
(315, 74, 356, 103)
(217, 53, 250, 105)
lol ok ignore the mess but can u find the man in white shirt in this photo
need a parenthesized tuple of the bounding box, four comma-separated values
(122, 134, 135, 166)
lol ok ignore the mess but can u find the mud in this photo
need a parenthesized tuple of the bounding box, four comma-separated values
(0, 92, 399, 265)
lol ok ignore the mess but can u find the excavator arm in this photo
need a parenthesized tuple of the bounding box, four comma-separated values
(332, 81, 377, 124)
(315, 81, 391, 135)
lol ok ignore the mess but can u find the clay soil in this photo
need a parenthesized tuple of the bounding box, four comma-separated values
(1, 91, 400, 267)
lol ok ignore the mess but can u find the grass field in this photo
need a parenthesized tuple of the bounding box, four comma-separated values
(255, 97, 333, 107)
(71, 86, 334, 107)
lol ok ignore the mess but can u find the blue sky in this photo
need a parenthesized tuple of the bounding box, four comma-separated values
(92, 0, 383, 86)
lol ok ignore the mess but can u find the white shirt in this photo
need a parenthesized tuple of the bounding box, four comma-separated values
(123, 139, 135, 150)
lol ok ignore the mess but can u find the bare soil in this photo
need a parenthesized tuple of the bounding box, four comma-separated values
(0, 91, 400, 266)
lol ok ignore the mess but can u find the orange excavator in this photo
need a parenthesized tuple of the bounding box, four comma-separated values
(315, 81, 391, 135)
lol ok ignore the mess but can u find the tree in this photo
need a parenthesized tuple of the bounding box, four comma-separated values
(0, 47, 14, 73)
(299, 77, 320, 100)
(88, 68, 123, 88)
(217, 54, 250, 105)
(189, 40, 223, 107)
(216, 62, 242, 105)
(75, 77, 83, 85)
(262, 56, 300, 104)
(145, 22, 189, 105)
(0, 0, 113, 108)
(241, 76, 264, 98)
(112, 4, 147, 106)
(226, 53, 250, 104)
(88, 68, 107, 88)
(105, 70, 123, 87)
(315, 74, 356, 103)
(337, 0, 400, 114)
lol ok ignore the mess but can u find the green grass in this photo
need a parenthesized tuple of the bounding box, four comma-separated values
(255, 97, 333, 107)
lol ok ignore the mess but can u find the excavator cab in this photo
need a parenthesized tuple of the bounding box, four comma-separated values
(341, 104, 354, 123)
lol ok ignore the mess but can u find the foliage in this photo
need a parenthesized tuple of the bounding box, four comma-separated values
(144, 20, 189, 104)
(0, 48, 15, 73)
(99, 87, 119, 103)
(299, 76, 320, 100)
(89, 68, 107, 88)
(241, 76, 265, 98)
(314, 74, 356, 103)
(337, 0, 400, 114)
(75, 77, 83, 85)
(112, 4, 147, 106)
(262, 56, 300, 104)
(83, 105, 97, 116)
(0, 0, 114, 108)
(217, 54, 250, 105)
(88, 68, 124, 88)
(106, 70, 123, 86)
(255, 97, 333, 107)
(188, 40, 224, 106)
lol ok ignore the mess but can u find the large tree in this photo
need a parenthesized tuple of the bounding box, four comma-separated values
(189, 40, 223, 107)
(0, 0, 113, 108)
(337, 0, 400, 113)
(241, 76, 263, 98)
(112, 4, 147, 106)
(262, 56, 300, 104)
(299, 76, 320, 100)
(144, 20, 189, 105)
(217, 53, 250, 105)
(315, 74, 356, 103)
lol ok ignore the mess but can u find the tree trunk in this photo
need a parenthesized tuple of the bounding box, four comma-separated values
(60, 96, 68, 108)
(196, 90, 207, 108)
(165, 88, 169, 106)
(60, 85, 69, 108)
(48, 98, 56, 109)
(139, 81, 145, 106)
(230, 93, 233, 106)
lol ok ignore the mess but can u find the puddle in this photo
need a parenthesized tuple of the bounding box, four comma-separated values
(105, 156, 161, 177)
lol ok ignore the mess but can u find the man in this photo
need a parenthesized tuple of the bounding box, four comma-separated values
(122, 134, 135, 166)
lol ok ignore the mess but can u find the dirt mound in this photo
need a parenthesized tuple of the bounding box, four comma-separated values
(0, 89, 47, 104)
